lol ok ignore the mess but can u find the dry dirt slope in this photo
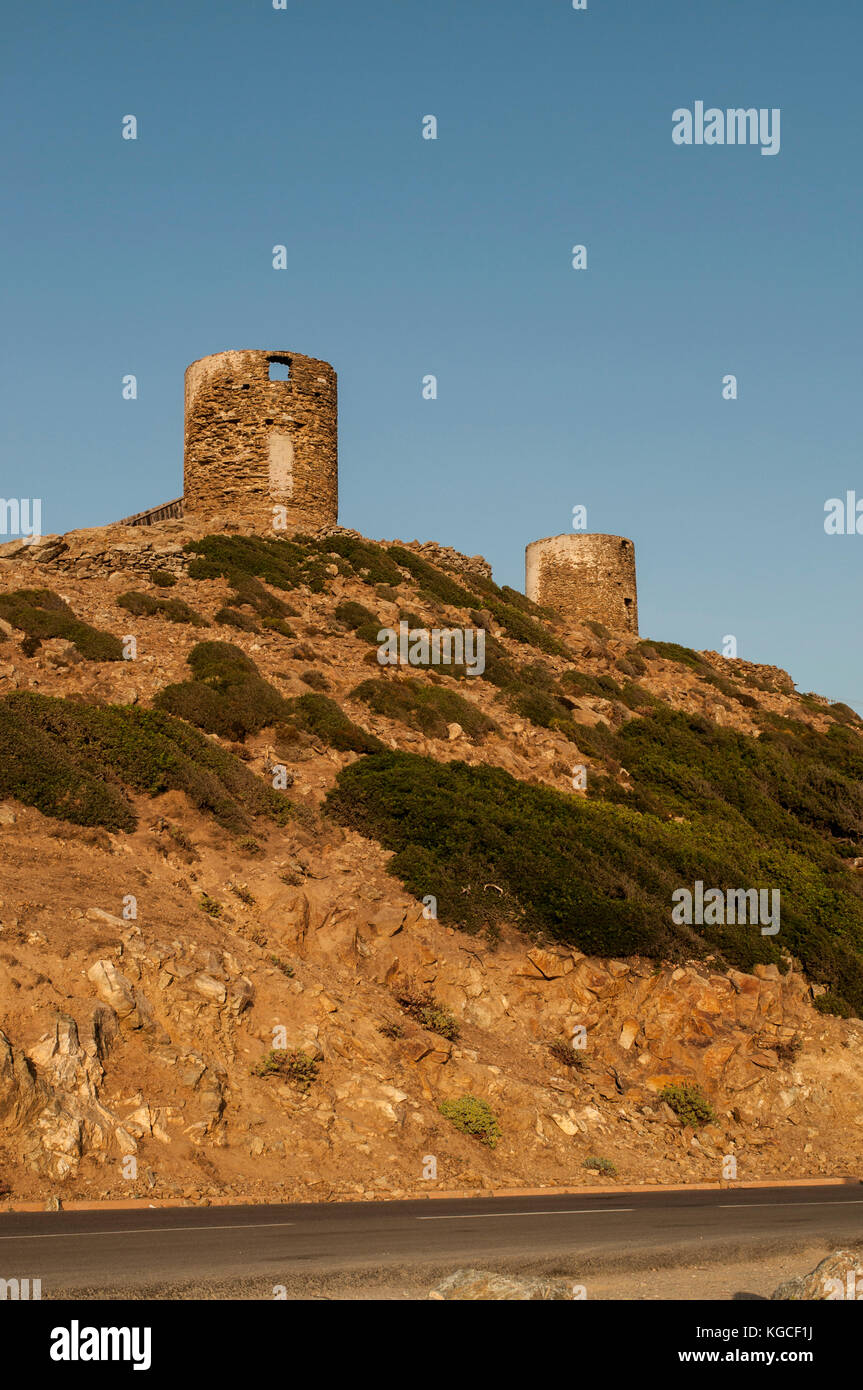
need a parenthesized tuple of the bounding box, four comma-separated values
(0, 516, 862, 1204)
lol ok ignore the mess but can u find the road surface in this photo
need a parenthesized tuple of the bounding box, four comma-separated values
(1, 1184, 861, 1298)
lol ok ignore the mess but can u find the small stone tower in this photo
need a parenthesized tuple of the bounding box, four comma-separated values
(525, 533, 639, 636)
(183, 349, 337, 533)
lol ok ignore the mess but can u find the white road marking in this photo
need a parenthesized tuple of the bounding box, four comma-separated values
(0, 1221, 296, 1241)
(719, 1200, 863, 1209)
(417, 1208, 634, 1220)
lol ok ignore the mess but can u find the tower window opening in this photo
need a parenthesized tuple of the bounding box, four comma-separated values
(269, 358, 292, 382)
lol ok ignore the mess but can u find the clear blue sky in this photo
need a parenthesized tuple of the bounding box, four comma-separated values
(2, 1, 861, 707)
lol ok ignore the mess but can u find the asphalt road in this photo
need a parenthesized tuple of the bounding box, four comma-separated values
(1, 1185, 861, 1297)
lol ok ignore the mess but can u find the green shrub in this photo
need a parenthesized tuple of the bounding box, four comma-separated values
(300, 669, 330, 692)
(548, 1041, 585, 1070)
(396, 990, 460, 1040)
(199, 894, 222, 917)
(813, 992, 855, 1019)
(0, 690, 289, 834)
(334, 600, 381, 643)
(155, 641, 289, 741)
(150, 569, 177, 587)
(321, 536, 404, 587)
(117, 592, 208, 626)
(287, 692, 383, 754)
(658, 1083, 716, 1127)
(583, 1156, 616, 1176)
(438, 1095, 500, 1148)
(185, 533, 329, 594)
(352, 676, 497, 742)
(0, 589, 124, 661)
(215, 606, 259, 633)
(253, 1049, 319, 1092)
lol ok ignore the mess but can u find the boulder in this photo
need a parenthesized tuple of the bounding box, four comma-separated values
(87, 960, 136, 1019)
(771, 1250, 863, 1300)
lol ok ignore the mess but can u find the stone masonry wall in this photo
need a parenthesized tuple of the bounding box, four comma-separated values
(525, 533, 639, 635)
(183, 349, 337, 534)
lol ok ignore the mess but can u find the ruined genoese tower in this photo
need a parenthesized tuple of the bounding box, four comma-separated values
(122, 349, 338, 533)
(525, 533, 639, 637)
(120, 351, 640, 634)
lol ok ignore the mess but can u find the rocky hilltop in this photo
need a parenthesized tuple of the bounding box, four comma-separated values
(0, 517, 862, 1204)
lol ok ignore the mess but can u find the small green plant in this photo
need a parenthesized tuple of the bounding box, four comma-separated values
(658, 1083, 716, 1128)
(150, 569, 178, 587)
(199, 894, 223, 917)
(300, 669, 330, 692)
(379, 1021, 404, 1039)
(583, 1156, 616, 1176)
(268, 955, 295, 978)
(253, 1049, 319, 1092)
(438, 1095, 500, 1148)
(167, 823, 196, 853)
(396, 990, 460, 1041)
(236, 836, 263, 856)
(548, 1041, 585, 1071)
(230, 882, 256, 906)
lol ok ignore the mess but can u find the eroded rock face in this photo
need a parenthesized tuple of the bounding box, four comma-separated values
(0, 1016, 135, 1179)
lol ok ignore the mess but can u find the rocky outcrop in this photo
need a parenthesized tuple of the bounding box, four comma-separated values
(772, 1250, 863, 1300)
(0, 1014, 135, 1179)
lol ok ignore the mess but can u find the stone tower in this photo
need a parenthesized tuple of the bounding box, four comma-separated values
(182, 349, 337, 533)
(525, 533, 639, 636)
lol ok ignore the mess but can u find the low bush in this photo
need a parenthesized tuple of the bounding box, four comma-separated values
(117, 591, 208, 626)
(583, 1156, 616, 1176)
(155, 640, 289, 741)
(0, 589, 124, 661)
(658, 1083, 715, 1127)
(438, 1095, 500, 1148)
(352, 676, 497, 742)
(287, 692, 383, 753)
(300, 669, 330, 691)
(252, 1050, 319, 1092)
(813, 992, 855, 1019)
(0, 690, 289, 834)
(396, 990, 460, 1041)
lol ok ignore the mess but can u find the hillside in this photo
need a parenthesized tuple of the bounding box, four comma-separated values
(0, 515, 862, 1204)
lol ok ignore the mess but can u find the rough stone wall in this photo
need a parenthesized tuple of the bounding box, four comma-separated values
(525, 533, 638, 635)
(183, 350, 337, 534)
